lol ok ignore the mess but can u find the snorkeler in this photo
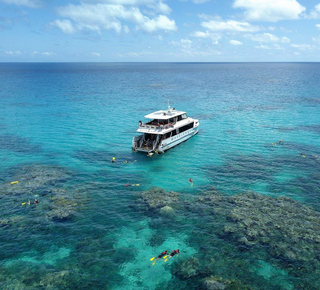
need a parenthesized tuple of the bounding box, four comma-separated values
(165, 249, 180, 262)
(22, 199, 38, 205)
(188, 178, 193, 186)
(150, 250, 168, 265)
(124, 182, 140, 187)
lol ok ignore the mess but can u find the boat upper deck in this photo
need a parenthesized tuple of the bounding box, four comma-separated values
(144, 108, 186, 120)
(137, 106, 197, 134)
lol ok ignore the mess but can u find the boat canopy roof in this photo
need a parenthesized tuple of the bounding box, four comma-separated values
(144, 109, 186, 120)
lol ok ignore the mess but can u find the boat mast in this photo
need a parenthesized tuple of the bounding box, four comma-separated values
(168, 99, 172, 112)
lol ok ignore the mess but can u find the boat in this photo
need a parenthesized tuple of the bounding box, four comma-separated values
(132, 105, 199, 154)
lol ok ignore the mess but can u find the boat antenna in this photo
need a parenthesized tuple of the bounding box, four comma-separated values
(168, 99, 171, 112)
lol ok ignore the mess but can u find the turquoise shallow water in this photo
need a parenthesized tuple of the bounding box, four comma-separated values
(1, 63, 320, 289)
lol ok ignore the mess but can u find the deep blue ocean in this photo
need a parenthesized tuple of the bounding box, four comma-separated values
(1, 63, 320, 289)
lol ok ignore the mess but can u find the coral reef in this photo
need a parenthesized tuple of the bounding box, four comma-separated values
(202, 276, 251, 290)
(1, 164, 71, 196)
(223, 192, 320, 266)
(172, 257, 200, 279)
(134, 186, 179, 214)
(46, 191, 86, 222)
(160, 205, 174, 217)
(0, 164, 90, 223)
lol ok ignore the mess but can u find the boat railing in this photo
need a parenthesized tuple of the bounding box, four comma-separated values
(139, 123, 176, 130)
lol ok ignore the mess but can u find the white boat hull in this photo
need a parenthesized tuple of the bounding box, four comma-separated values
(132, 125, 199, 153)
(158, 126, 199, 153)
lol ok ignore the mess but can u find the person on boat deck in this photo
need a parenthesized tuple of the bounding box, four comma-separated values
(167, 249, 180, 260)
(139, 120, 142, 126)
(156, 250, 168, 260)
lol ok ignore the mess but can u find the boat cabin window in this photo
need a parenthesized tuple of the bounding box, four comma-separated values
(148, 119, 169, 125)
(179, 122, 194, 133)
(163, 122, 194, 140)
(177, 114, 187, 121)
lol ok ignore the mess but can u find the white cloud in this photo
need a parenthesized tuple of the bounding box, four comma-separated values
(273, 44, 284, 50)
(50, 20, 76, 34)
(230, 39, 243, 45)
(180, 49, 222, 57)
(255, 45, 270, 49)
(178, 0, 210, 3)
(170, 39, 192, 48)
(281, 36, 290, 43)
(181, 39, 193, 49)
(201, 20, 259, 32)
(312, 37, 320, 45)
(138, 14, 176, 32)
(246, 33, 290, 43)
(316, 24, 320, 29)
(190, 0, 210, 3)
(233, 0, 306, 22)
(191, 31, 221, 44)
(55, 2, 176, 34)
(255, 44, 284, 49)
(170, 37, 222, 58)
(291, 44, 312, 50)
(42, 52, 55, 56)
(91, 52, 101, 57)
(0, 0, 41, 8)
(308, 3, 320, 19)
(118, 50, 157, 58)
(152, 1, 171, 14)
(5, 50, 22, 56)
(191, 31, 209, 38)
(83, 0, 155, 5)
(32, 51, 55, 56)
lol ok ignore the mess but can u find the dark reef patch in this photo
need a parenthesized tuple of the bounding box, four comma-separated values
(299, 124, 320, 135)
(274, 124, 320, 135)
(203, 154, 281, 184)
(1, 164, 72, 196)
(0, 134, 42, 154)
(133, 186, 179, 217)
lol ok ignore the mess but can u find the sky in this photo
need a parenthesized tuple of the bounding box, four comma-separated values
(1, 0, 320, 62)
